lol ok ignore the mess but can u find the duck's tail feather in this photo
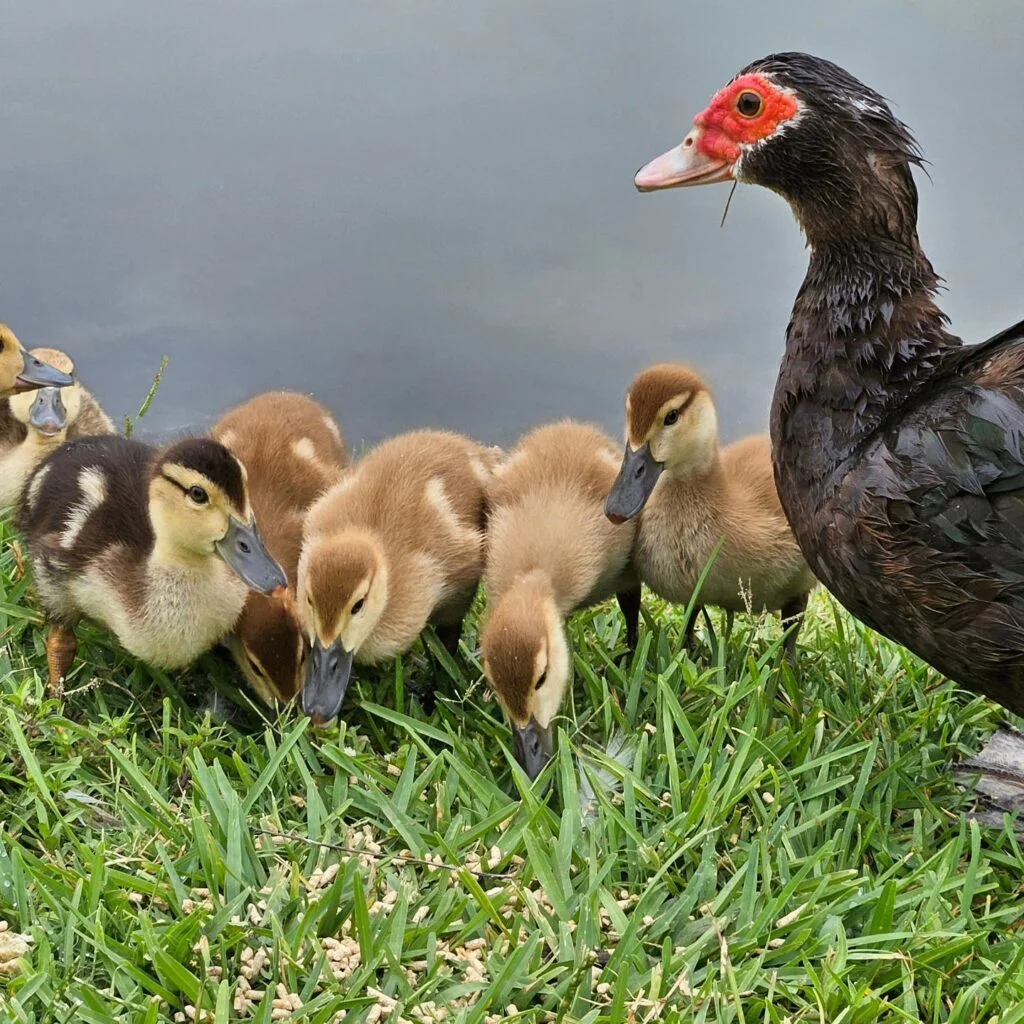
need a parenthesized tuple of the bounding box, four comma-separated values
(956, 724, 1024, 827)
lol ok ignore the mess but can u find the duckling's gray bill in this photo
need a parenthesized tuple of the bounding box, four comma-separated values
(29, 389, 67, 437)
(302, 638, 354, 725)
(16, 353, 74, 393)
(605, 442, 663, 524)
(215, 518, 287, 594)
(514, 718, 554, 781)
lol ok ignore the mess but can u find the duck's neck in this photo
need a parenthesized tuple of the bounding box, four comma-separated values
(770, 233, 960, 501)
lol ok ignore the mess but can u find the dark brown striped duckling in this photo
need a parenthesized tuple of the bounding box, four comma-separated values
(17, 435, 286, 697)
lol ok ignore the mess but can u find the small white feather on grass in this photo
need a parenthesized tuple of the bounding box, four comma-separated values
(578, 730, 635, 825)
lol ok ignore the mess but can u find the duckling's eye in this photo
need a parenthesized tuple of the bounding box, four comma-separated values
(736, 90, 763, 118)
(188, 485, 209, 505)
(246, 653, 265, 678)
(663, 409, 680, 427)
(534, 670, 547, 691)
(351, 598, 365, 615)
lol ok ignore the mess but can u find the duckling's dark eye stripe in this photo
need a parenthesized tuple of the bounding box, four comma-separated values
(675, 392, 698, 417)
(160, 473, 192, 496)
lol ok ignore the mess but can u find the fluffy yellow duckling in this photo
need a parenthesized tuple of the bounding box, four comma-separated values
(0, 347, 115, 508)
(17, 435, 286, 697)
(606, 363, 815, 657)
(297, 429, 496, 724)
(481, 421, 639, 778)
(0, 324, 73, 399)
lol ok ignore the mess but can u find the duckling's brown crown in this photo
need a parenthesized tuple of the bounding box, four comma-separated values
(237, 595, 303, 700)
(481, 587, 548, 723)
(304, 533, 380, 629)
(627, 364, 710, 443)
(153, 438, 248, 513)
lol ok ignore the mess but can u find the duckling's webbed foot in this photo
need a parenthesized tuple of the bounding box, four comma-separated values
(615, 588, 642, 653)
(780, 593, 808, 665)
(957, 726, 1024, 826)
(45, 625, 77, 700)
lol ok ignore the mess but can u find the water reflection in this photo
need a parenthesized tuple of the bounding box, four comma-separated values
(1, 0, 1020, 447)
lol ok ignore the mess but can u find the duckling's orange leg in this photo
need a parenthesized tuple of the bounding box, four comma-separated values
(46, 625, 77, 700)
(616, 588, 641, 653)
(780, 593, 808, 665)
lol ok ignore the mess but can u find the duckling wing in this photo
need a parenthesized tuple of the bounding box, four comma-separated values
(17, 435, 154, 574)
(821, 319, 1024, 714)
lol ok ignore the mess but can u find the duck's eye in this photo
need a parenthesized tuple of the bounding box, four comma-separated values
(188, 485, 209, 505)
(246, 652, 265, 678)
(351, 598, 365, 615)
(736, 91, 763, 118)
(534, 670, 547, 691)
(663, 409, 680, 427)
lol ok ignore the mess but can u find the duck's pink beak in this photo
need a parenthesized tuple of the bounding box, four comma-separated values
(635, 130, 733, 191)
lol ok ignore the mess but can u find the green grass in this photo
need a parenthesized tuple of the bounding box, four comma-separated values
(2, 513, 1024, 1024)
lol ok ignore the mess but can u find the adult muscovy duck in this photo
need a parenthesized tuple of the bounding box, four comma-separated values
(634, 51, 1024, 793)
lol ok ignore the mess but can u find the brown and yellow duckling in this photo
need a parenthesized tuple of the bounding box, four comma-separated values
(0, 347, 115, 508)
(606, 364, 815, 658)
(296, 429, 496, 724)
(0, 324, 73, 400)
(17, 435, 286, 697)
(211, 391, 348, 705)
(481, 421, 639, 778)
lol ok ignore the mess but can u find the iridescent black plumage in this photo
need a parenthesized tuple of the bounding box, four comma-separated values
(732, 53, 1024, 714)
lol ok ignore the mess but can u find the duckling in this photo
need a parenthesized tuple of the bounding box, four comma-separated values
(0, 324, 73, 399)
(17, 435, 287, 698)
(480, 421, 639, 779)
(297, 429, 496, 724)
(211, 392, 349, 705)
(605, 364, 815, 658)
(0, 347, 115, 508)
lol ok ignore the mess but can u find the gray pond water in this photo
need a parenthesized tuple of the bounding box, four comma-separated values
(2, 0, 1021, 449)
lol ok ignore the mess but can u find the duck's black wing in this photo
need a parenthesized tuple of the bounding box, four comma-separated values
(17, 435, 156, 573)
(832, 317, 1024, 714)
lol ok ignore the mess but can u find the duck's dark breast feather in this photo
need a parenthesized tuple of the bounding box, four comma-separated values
(17, 435, 156, 574)
(804, 329, 1024, 713)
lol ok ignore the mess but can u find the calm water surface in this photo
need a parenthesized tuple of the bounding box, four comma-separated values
(2, 0, 1021, 447)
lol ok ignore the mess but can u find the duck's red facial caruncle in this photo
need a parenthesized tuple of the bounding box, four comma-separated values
(635, 73, 801, 191)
